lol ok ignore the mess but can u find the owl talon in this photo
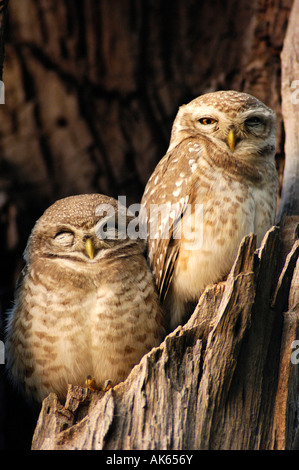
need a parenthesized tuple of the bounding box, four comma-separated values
(103, 379, 113, 391)
(85, 376, 113, 392)
(85, 375, 98, 391)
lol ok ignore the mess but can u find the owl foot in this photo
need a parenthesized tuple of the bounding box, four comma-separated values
(85, 375, 98, 392)
(85, 376, 113, 392)
(103, 379, 113, 392)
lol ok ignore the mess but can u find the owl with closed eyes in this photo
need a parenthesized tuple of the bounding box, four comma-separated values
(5, 194, 165, 402)
(140, 90, 278, 330)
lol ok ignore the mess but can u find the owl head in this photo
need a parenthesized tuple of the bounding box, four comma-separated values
(168, 90, 276, 163)
(25, 194, 144, 266)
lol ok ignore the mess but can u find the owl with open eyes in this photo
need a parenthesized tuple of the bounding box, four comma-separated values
(140, 90, 278, 330)
(5, 194, 165, 402)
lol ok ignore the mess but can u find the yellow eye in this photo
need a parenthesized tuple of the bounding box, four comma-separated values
(199, 118, 217, 125)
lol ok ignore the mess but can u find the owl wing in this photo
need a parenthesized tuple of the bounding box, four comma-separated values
(141, 138, 202, 301)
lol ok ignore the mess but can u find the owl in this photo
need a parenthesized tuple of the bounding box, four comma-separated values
(140, 90, 278, 330)
(5, 194, 165, 402)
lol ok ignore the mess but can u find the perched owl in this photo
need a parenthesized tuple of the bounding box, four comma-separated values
(5, 194, 165, 402)
(140, 90, 278, 330)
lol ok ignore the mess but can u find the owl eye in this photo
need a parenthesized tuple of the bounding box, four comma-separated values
(198, 118, 217, 125)
(245, 116, 263, 127)
(53, 231, 74, 247)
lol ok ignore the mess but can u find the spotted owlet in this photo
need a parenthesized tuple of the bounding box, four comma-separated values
(5, 194, 165, 402)
(140, 90, 278, 330)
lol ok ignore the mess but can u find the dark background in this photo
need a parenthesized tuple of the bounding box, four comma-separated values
(0, 0, 293, 449)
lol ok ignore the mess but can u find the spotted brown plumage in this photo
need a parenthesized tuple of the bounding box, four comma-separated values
(5, 194, 165, 402)
(141, 90, 278, 329)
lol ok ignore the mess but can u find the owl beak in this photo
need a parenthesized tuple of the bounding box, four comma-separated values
(85, 237, 95, 259)
(227, 129, 236, 152)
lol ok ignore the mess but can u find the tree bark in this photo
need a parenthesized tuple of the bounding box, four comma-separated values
(271, 0, 299, 448)
(277, 0, 299, 220)
(0, 0, 8, 81)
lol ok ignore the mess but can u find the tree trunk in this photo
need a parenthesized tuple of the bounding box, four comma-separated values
(0, 0, 8, 81)
(1, 0, 298, 450)
(271, 0, 299, 449)
(277, 0, 299, 220)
